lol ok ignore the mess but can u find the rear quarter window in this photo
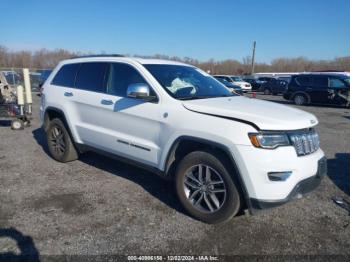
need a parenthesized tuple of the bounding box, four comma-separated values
(51, 63, 80, 87)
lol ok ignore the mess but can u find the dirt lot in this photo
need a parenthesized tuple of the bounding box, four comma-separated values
(0, 93, 349, 259)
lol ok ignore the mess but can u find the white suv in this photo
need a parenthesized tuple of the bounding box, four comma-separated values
(214, 75, 252, 92)
(40, 56, 327, 224)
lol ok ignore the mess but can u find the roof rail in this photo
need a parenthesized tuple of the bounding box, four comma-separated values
(71, 54, 125, 59)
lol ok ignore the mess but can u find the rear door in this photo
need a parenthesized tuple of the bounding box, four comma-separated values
(67, 62, 111, 145)
(310, 75, 329, 103)
(48, 63, 81, 139)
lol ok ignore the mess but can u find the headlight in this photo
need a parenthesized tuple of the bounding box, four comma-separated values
(249, 133, 290, 149)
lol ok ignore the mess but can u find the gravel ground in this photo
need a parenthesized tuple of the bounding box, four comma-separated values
(0, 93, 349, 259)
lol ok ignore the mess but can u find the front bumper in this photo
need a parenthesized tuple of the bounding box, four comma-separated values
(250, 156, 327, 211)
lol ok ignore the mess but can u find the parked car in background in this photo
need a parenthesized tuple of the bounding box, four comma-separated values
(261, 78, 288, 95)
(229, 76, 252, 92)
(30, 72, 42, 92)
(213, 76, 243, 94)
(41, 56, 326, 224)
(277, 76, 291, 83)
(257, 76, 274, 84)
(214, 75, 252, 92)
(39, 69, 53, 84)
(283, 74, 350, 106)
(242, 78, 263, 91)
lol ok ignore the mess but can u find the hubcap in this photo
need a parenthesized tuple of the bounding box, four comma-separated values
(50, 126, 66, 156)
(295, 95, 304, 105)
(183, 164, 227, 213)
(13, 121, 21, 129)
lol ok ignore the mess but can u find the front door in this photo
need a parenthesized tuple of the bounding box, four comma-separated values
(74, 62, 163, 167)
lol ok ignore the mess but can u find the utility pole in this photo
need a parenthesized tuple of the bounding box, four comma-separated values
(251, 41, 256, 75)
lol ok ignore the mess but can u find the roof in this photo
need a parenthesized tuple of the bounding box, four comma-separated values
(62, 56, 190, 66)
(295, 72, 350, 77)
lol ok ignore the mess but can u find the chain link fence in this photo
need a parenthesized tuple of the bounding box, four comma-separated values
(0, 67, 53, 92)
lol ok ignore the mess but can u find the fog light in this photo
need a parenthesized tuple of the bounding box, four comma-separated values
(268, 171, 292, 181)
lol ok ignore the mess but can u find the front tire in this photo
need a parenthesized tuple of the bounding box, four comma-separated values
(175, 151, 241, 224)
(46, 118, 78, 162)
(264, 89, 271, 95)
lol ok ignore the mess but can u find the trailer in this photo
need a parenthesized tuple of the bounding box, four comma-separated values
(0, 102, 31, 130)
(0, 83, 31, 130)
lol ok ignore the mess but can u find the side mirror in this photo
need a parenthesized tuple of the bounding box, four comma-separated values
(127, 83, 152, 100)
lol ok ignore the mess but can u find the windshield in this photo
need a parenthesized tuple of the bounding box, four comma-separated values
(231, 76, 243, 82)
(144, 64, 235, 100)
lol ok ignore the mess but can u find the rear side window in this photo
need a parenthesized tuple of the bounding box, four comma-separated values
(312, 76, 328, 88)
(75, 62, 108, 92)
(295, 76, 311, 86)
(51, 63, 80, 87)
(106, 63, 149, 97)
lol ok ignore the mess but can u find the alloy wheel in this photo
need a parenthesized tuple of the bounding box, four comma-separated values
(50, 126, 66, 156)
(294, 95, 305, 105)
(183, 164, 227, 213)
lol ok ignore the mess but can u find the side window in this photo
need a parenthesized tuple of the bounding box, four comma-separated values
(296, 76, 311, 86)
(329, 77, 346, 88)
(312, 76, 328, 88)
(51, 63, 80, 87)
(75, 62, 108, 92)
(107, 63, 154, 97)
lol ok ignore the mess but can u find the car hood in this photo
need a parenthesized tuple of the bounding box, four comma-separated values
(182, 96, 318, 130)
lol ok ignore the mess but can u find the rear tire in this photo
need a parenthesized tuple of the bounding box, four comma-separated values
(293, 94, 307, 105)
(175, 151, 241, 224)
(46, 118, 78, 162)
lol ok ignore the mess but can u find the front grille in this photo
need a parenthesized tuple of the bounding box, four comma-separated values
(289, 130, 320, 156)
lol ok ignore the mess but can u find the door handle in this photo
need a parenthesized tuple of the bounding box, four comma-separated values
(101, 99, 114, 105)
(64, 92, 73, 97)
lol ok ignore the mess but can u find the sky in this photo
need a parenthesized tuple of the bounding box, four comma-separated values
(2, 0, 350, 63)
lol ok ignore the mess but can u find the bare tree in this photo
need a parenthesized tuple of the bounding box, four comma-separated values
(0, 45, 349, 74)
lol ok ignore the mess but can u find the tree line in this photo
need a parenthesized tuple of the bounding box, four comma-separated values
(0, 45, 349, 74)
